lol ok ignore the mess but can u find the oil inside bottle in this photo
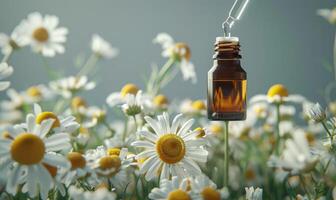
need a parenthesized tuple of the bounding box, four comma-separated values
(207, 37, 247, 121)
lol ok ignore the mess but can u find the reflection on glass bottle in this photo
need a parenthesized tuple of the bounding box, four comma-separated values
(207, 37, 247, 121)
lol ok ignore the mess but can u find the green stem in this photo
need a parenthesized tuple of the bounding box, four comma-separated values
(299, 175, 312, 200)
(102, 119, 116, 137)
(151, 57, 176, 95)
(224, 120, 229, 187)
(322, 121, 333, 145)
(275, 103, 281, 155)
(77, 53, 99, 77)
(133, 115, 138, 130)
(122, 117, 129, 142)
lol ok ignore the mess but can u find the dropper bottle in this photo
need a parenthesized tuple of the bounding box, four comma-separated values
(207, 0, 249, 121)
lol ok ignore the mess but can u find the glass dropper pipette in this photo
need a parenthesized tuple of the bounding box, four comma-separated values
(222, 0, 250, 37)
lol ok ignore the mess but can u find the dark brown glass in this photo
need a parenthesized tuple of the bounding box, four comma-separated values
(207, 38, 247, 121)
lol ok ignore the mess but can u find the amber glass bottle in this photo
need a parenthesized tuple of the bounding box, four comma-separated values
(207, 37, 247, 121)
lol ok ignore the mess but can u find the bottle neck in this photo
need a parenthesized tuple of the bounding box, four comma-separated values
(213, 59, 241, 66)
(213, 39, 241, 60)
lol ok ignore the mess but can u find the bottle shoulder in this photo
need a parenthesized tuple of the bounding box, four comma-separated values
(208, 63, 246, 79)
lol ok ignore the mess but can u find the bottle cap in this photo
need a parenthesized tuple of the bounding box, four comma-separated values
(216, 37, 239, 42)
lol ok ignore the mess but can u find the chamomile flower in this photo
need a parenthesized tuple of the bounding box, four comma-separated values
(33, 104, 79, 134)
(78, 106, 107, 128)
(250, 84, 305, 104)
(91, 34, 119, 59)
(268, 129, 318, 174)
(85, 146, 133, 190)
(149, 176, 191, 200)
(106, 83, 140, 107)
(153, 94, 169, 110)
(153, 33, 197, 83)
(24, 84, 55, 103)
(132, 112, 208, 181)
(1, 89, 26, 111)
(0, 63, 13, 91)
(50, 76, 96, 98)
(0, 26, 27, 55)
(0, 114, 70, 199)
(245, 187, 263, 200)
(179, 99, 207, 116)
(18, 12, 68, 57)
(306, 103, 326, 123)
(317, 8, 336, 24)
(190, 175, 225, 200)
(122, 91, 145, 116)
(69, 186, 117, 200)
(61, 152, 91, 186)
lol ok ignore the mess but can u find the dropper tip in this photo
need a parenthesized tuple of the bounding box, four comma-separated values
(216, 37, 239, 43)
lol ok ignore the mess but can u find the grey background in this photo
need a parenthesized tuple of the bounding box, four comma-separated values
(0, 0, 335, 105)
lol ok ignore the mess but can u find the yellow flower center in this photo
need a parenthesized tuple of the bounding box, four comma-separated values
(27, 86, 42, 97)
(305, 132, 315, 144)
(156, 134, 186, 164)
(153, 94, 169, 107)
(120, 83, 139, 97)
(43, 163, 58, 177)
(167, 189, 191, 200)
(194, 127, 206, 138)
(99, 155, 121, 170)
(192, 100, 206, 111)
(107, 148, 121, 156)
(245, 168, 256, 180)
(10, 133, 45, 165)
(36, 112, 61, 129)
(33, 27, 49, 42)
(2, 131, 13, 139)
(67, 152, 86, 170)
(329, 101, 336, 115)
(201, 187, 221, 200)
(174, 43, 191, 61)
(71, 96, 87, 110)
(210, 124, 223, 135)
(267, 84, 288, 98)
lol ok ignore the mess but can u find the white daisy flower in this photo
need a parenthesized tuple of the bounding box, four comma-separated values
(151, 94, 170, 110)
(1, 89, 26, 111)
(50, 76, 96, 98)
(33, 104, 80, 134)
(85, 146, 133, 190)
(153, 33, 197, 83)
(0, 114, 70, 199)
(132, 112, 208, 181)
(245, 186, 263, 200)
(317, 8, 336, 24)
(149, 176, 191, 200)
(0, 27, 27, 55)
(122, 91, 145, 116)
(91, 34, 119, 59)
(106, 83, 140, 107)
(0, 62, 13, 91)
(179, 99, 207, 116)
(268, 129, 318, 174)
(305, 102, 326, 123)
(23, 84, 55, 103)
(18, 12, 68, 57)
(69, 186, 117, 200)
(190, 175, 225, 200)
(250, 84, 305, 104)
(61, 151, 91, 187)
(78, 106, 107, 128)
